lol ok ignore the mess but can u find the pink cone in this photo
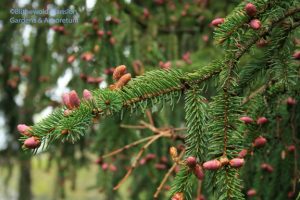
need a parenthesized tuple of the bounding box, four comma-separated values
(293, 51, 300, 60)
(245, 3, 257, 17)
(250, 19, 261, 30)
(240, 116, 253, 124)
(186, 156, 197, 168)
(286, 97, 297, 105)
(69, 90, 80, 108)
(203, 159, 221, 170)
(238, 149, 248, 158)
(256, 117, 268, 125)
(62, 93, 72, 109)
(24, 137, 40, 149)
(193, 164, 204, 180)
(211, 18, 225, 27)
(253, 136, 267, 148)
(229, 158, 245, 168)
(247, 189, 257, 197)
(83, 89, 92, 100)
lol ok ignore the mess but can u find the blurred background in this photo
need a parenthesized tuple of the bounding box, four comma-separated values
(0, 0, 237, 199)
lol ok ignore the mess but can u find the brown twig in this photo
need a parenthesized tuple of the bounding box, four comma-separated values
(120, 124, 146, 129)
(113, 133, 165, 190)
(154, 150, 185, 199)
(101, 135, 155, 159)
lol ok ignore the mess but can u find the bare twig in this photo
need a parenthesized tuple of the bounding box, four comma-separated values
(154, 150, 185, 199)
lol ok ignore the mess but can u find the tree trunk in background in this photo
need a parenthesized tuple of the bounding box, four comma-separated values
(18, 158, 32, 200)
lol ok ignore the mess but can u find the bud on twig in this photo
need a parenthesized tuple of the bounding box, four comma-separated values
(229, 158, 245, 168)
(203, 160, 221, 170)
(24, 137, 41, 149)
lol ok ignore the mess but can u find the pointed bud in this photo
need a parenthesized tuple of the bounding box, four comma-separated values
(155, 163, 167, 170)
(293, 51, 300, 60)
(238, 149, 248, 158)
(247, 189, 257, 197)
(287, 145, 296, 152)
(172, 192, 184, 200)
(229, 158, 245, 168)
(17, 124, 32, 136)
(95, 157, 103, 165)
(83, 89, 92, 100)
(61, 129, 69, 135)
(193, 164, 204, 180)
(67, 55, 76, 64)
(286, 97, 297, 105)
(113, 65, 127, 80)
(169, 146, 178, 160)
(186, 156, 197, 168)
(114, 73, 132, 89)
(109, 164, 117, 172)
(196, 194, 206, 200)
(203, 160, 222, 170)
(24, 137, 40, 149)
(69, 90, 80, 108)
(261, 163, 273, 172)
(145, 153, 156, 160)
(250, 19, 261, 30)
(256, 117, 268, 125)
(211, 18, 225, 27)
(245, 3, 257, 17)
(62, 93, 72, 109)
(101, 163, 109, 171)
(63, 109, 72, 116)
(253, 136, 267, 148)
(240, 116, 253, 124)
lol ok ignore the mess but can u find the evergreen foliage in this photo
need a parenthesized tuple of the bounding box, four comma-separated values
(5, 0, 299, 199)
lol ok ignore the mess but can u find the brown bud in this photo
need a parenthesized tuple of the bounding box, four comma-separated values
(114, 73, 132, 89)
(61, 129, 69, 135)
(172, 192, 184, 200)
(113, 65, 127, 80)
(169, 146, 178, 160)
(219, 156, 229, 166)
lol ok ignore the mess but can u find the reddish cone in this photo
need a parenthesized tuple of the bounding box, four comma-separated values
(293, 51, 300, 60)
(286, 97, 297, 105)
(24, 137, 40, 149)
(186, 156, 197, 168)
(261, 163, 273, 172)
(193, 164, 204, 180)
(172, 192, 184, 200)
(211, 18, 225, 27)
(247, 189, 257, 197)
(253, 136, 267, 148)
(250, 19, 261, 30)
(245, 3, 257, 17)
(287, 145, 296, 152)
(256, 117, 268, 125)
(238, 149, 248, 158)
(62, 93, 72, 109)
(240, 116, 253, 124)
(203, 160, 222, 170)
(69, 90, 81, 108)
(83, 89, 92, 100)
(17, 124, 32, 136)
(229, 158, 245, 168)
